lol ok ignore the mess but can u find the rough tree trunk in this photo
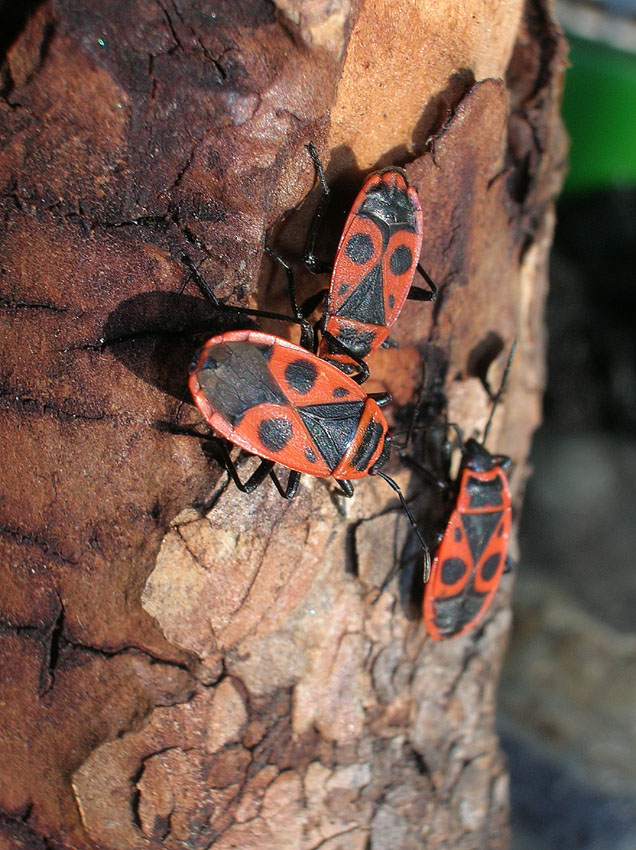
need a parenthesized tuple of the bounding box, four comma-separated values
(0, 1, 566, 848)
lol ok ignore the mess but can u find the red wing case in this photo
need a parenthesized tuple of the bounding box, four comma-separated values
(424, 465, 511, 640)
(189, 330, 388, 480)
(318, 168, 423, 370)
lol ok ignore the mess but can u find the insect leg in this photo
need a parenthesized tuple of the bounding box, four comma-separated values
(263, 247, 315, 351)
(303, 142, 335, 276)
(182, 254, 312, 334)
(396, 420, 464, 489)
(269, 469, 301, 500)
(483, 339, 517, 445)
(380, 336, 400, 350)
(207, 440, 301, 500)
(374, 470, 431, 581)
(336, 479, 354, 497)
(320, 329, 370, 384)
(213, 441, 277, 494)
(298, 287, 328, 320)
(407, 264, 437, 302)
(398, 454, 447, 490)
(367, 392, 392, 407)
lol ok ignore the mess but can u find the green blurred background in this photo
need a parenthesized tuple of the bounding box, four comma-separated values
(564, 33, 636, 191)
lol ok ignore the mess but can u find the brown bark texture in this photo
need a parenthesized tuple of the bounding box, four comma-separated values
(0, 0, 567, 848)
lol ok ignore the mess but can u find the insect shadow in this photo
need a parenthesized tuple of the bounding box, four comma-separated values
(102, 290, 261, 405)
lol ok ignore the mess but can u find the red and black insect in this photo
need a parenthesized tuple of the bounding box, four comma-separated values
(189, 329, 391, 498)
(423, 437, 512, 640)
(303, 143, 436, 375)
(188, 327, 429, 558)
(181, 145, 435, 557)
(422, 344, 516, 640)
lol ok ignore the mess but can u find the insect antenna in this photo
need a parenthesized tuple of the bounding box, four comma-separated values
(375, 470, 431, 581)
(482, 339, 517, 447)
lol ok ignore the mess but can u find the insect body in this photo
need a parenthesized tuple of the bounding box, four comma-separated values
(318, 168, 427, 369)
(304, 144, 436, 375)
(419, 343, 517, 639)
(189, 329, 391, 498)
(423, 439, 511, 640)
(189, 328, 429, 561)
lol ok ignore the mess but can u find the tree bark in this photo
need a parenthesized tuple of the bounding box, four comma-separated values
(0, 1, 567, 848)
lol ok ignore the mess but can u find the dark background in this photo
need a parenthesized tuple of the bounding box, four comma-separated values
(498, 13, 636, 849)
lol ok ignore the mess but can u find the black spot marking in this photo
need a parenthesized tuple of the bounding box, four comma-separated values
(388, 294, 395, 309)
(345, 233, 374, 265)
(389, 244, 412, 275)
(351, 419, 384, 472)
(332, 386, 349, 398)
(258, 417, 292, 452)
(441, 558, 467, 585)
(338, 283, 349, 296)
(454, 527, 462, 542)
(481, 553, 500, 582)
(304, 446, 317, 463)
(285, 358, 317, 394)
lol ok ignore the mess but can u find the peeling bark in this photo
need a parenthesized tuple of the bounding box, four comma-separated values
(0, 0, 567, 847)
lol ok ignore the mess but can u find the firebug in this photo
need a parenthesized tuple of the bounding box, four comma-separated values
(423, 343, 516, 639)
(303, 143, 436, 375)
(188, 329, 392, 499)
(423, 437, 512, 639)
(184, 262, 429, 562)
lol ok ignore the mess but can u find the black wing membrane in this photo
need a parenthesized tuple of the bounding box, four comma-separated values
(297, 401, 365, 471)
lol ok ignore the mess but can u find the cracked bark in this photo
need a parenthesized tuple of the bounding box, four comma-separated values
(0, 1, 567, 848)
